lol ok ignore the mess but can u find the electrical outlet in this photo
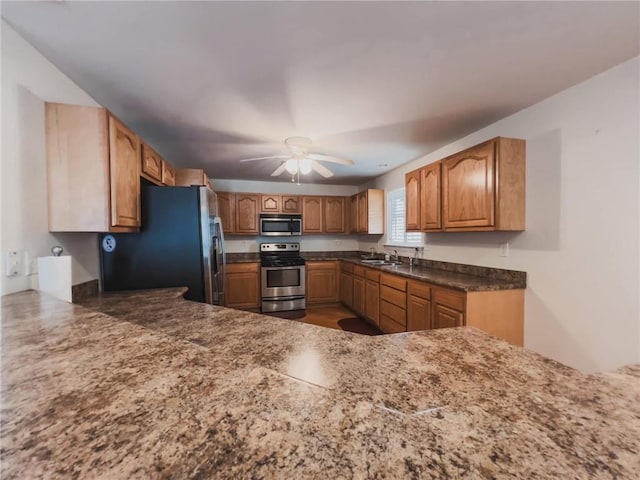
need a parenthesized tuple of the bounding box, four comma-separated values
(5, 251, 20, 277)
(499, 243, 509, 257)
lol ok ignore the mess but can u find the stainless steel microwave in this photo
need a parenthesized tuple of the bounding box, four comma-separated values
(259, 214, 302, 236)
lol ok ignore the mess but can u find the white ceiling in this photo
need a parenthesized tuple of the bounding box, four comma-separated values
(2, 1, 639, 185)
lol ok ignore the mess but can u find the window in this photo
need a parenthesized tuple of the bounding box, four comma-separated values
(386, 187, 423, 246)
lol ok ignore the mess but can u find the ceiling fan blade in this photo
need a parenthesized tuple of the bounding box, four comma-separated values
(311, 161, 334, 178)
(270, 163, 287, 176)
(240, 155, 290, 163)
(307, 153, 354, 165)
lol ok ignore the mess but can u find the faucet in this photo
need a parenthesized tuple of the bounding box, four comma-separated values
(391, 249, 400, 263)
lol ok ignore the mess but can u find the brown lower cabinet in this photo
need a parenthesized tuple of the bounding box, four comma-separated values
(365, 273, 380, 326)
(353, 275, 365, 317)
(339, 261, 524, 345)
(340, 271, 353, 309)
(225, 263, 260, 309)
(306, 261, 339, 304)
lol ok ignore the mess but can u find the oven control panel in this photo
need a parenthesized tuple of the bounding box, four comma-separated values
(260, 243, 300, 252)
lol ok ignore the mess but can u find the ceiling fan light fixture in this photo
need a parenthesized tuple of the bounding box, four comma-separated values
(284, 158, 298, 174)
(299, 158, 312, 174)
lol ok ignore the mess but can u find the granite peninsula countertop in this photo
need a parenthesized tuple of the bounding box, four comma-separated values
(228, 251, 526, 291)
(2, 288, 639, 479)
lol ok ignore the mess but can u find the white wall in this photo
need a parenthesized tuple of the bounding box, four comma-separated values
(211, 178, 361, 253)
(360, 57, 640, 373)
(1, 21, 101, 295)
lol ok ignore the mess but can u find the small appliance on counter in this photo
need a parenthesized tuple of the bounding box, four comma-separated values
(100, 186, 225, 305)
(260, 243, 305, 313)
(259, 214, 302, 236)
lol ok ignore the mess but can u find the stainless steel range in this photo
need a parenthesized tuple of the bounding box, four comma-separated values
(260, 243, 306, 313)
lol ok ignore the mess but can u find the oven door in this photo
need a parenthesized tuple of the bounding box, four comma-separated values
(261, 265, 305, 298)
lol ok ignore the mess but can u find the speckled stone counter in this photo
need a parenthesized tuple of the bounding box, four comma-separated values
(340, 258, 525, 291)
(2, 289, 639, 479)
(229, 250, 525, 291)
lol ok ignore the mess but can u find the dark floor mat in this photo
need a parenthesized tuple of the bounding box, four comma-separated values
(264, 309, 306, 320)
(337, 317, 383, 336)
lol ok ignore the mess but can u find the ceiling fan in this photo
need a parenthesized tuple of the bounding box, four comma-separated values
(239, 136, 354, 179)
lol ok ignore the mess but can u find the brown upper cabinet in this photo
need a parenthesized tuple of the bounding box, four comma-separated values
(217, 192, 236, 233)
(175, 168, 210, 188)
(443, 137, 525, 231)
(282, 195, 301, 213)
(406, 137, 525, 233)
(324, 197, 346, 233)
(235, 193, 260, 234)
(260, 194, 281, 213)
(141, 143, 163, 184)
(421, 163, 442, 231)
(161, 160, 175, 186)
(405, 170, 421, 231)
(45, 103, 141, 232)
(406, 163, 442, 232)
(260, 194, 301, 214)
(350, 189, 384, 234)
(302, 196, 324, 233)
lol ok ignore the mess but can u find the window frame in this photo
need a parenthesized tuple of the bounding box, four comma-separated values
(385, 187, 423, 247)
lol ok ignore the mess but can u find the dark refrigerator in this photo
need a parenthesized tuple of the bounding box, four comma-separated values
(100, 186, 225, 305)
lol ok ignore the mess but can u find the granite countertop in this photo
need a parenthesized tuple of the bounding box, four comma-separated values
(228, 251, 525, 291)
(339, 258, 524, 291)
(2, 288, 639, 478)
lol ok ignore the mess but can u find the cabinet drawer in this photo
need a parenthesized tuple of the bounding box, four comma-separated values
(365, 268, 380, 282)
(380, 299, 406, 326)
(353, 265, 365, 278)
(380, 285, 406, 309)
(341, 261, 354, 274)
(380, 313, 406, 333)
(408, 280, 431, 300)
(226, 262, 260, 273)
(380, 273, 407, 292)
(433, 288, 465, 312)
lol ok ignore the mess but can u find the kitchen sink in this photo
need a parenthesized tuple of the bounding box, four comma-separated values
(360, 259, 402, 266)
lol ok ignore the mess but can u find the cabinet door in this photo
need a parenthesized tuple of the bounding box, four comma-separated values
(260, 194, 281, 213)
(353, 276, 365, 316)
(217, 192, 236, 233)
(405, 170, 421, 231)
(141, 143, 163, 182)
(306, 261, 339, 304)
(225, 263, 260, 309)
(302, 196, 323, 233)
(161, 160, 175, 186)
(442, 141, 495, 229)
(420, 163, 442, 231)
(235, 193, 259, 234)
(349, 195, 358, 233)
(324, 197, 346, 233)
(340, 272, 353, 310)
(432, 304, 464, 329)
(357, 192, 368, 233)
(365, 279, 380, 326)
(108, 115, 141, 228)
(282, 195, 301, 213)
(407, 295, 431, 331)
